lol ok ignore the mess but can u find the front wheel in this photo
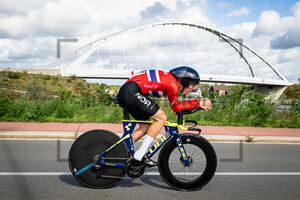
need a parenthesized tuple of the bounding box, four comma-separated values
(158, 134, 217, 191)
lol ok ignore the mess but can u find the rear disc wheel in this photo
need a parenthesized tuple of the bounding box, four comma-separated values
(68, 129, 128, 188)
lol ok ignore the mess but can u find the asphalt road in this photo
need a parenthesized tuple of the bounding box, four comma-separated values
(0, 140, 299, 200)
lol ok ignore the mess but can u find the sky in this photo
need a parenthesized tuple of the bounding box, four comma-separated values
(0, 0, 299, 83)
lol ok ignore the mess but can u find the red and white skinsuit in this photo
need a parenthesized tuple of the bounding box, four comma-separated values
(126, 70, 199, 112)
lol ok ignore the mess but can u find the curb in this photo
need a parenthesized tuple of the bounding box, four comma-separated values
(0, 131, 77, 139)
(1, 131, 300, 143)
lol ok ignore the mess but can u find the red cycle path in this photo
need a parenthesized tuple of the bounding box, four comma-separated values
(0, 122, 299, 137)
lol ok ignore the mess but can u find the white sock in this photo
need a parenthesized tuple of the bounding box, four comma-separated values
(134, 134, 154, 161)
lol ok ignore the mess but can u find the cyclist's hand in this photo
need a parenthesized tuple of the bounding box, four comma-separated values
(199, 98, 212, 111)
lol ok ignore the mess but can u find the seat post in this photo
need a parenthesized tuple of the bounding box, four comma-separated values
(177, 114, 184, 125)
(123, 109, 130, 120)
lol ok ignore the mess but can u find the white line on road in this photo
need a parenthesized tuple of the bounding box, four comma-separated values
(0, 172, 300, 176)
(0, 172, 71, 176)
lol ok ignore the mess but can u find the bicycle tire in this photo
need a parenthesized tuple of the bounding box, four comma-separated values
(68, 129, 128, 189)
(158, 134, 217, 191)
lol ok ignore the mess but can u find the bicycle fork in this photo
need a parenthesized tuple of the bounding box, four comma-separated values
(146, 126, 191, 166)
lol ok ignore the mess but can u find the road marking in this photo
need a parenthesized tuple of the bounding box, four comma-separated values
(0, 172, 300, 176)
(215, 172, 300, 176)
(144, 172, 300, 176)
(0, 172, 71, 176)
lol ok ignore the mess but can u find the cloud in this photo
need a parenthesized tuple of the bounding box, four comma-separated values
(253, 10, 294, 36)
(226, 7, 250, 17)
(0, 0, 56, 16)
(139, 0, 210, 25)
(0, 0, 299, 83)
(0, 1, 91, 38)
(270, 29, 300, 49)
(0, 0, 157, 67)
(218, 2, 233, 10)
(141, 2, 170, 19)
(269, 2, 300, 49)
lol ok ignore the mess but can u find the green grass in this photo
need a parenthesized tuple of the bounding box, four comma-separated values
(0, 71, 299, 128)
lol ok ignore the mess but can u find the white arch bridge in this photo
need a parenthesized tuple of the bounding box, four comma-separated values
(45, 22, 291, 99)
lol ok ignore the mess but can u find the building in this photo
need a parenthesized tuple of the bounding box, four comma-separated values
(209, 85, 229, 96)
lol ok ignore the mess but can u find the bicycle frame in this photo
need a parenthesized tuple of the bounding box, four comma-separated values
(99, 120, 190, 166)
(74, 119, 190, 176)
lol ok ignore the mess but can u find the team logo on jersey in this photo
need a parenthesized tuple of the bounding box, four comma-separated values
(144, 84, 159, 89)
(135, 92, 151, 107)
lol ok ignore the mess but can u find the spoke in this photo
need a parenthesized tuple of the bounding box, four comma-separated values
(174, 166, 186, 176)
(193, 154, 206, 162)
(193, 159, 207, 168)
(190, 165, 204, 174)
(188, 166, 195, 181)
(190, 145, 199, 158)
(169, 158, 180, 164)
(169, 164, 181, 170)
(194, 160, 206, 167)
(172, 149, 181, 157)
(190, 146, 202, 158)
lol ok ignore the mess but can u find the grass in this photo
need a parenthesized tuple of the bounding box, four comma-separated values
(245, 135, 255, 142)
(0, 70, 299, 128)
(0, 71, 104, 97)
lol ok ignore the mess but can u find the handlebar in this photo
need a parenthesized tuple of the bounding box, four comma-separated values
(176, 107, 202, 125)
(176, 107, 203, 134)
(177, 107, 203, 115)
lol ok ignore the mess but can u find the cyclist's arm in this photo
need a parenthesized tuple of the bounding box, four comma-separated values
(166, 83, 200, 113)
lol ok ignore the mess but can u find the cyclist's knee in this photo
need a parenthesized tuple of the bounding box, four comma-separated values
(161, 111, 167, 123)
(152, 109, 167, 124)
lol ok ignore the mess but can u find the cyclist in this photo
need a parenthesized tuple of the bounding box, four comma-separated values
(117, 66, 212, 167)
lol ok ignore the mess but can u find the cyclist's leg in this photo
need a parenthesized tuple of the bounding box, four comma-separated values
(147, 109, 167, 138)
(134, 109, 167, 162)
(132, 123, 150, 142)
(132, 109, 166, 142)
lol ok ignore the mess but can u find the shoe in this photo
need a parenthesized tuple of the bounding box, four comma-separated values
(141, 155, 158, 167)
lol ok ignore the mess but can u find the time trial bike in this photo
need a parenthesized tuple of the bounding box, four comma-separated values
(68, 98, 217, 191)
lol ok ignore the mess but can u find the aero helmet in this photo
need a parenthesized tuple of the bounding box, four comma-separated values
(169, 66, 200, 89)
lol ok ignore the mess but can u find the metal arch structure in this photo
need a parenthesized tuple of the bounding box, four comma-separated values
(45, 22, 291, 98)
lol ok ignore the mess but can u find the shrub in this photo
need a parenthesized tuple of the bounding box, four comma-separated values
(42, 75, 51, 80)
(291, 100, 300, 112)
(0, 95, 11, 118)
(8, 71, 20, 79)
(107, 106, 123, 123)
(26, 77, 42, 100)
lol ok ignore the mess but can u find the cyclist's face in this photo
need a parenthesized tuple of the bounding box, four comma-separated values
(182, 84, 196, 95)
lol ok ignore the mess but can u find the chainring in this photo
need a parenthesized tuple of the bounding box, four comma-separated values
(124, 159, 145, 178)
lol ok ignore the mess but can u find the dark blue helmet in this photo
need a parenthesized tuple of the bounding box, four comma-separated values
(169, 66, 200, 88)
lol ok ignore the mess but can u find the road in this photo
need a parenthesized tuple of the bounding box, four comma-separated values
(0, 139, 299, 200)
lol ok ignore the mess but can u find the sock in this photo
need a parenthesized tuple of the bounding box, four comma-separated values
(134, 134, 154, 161)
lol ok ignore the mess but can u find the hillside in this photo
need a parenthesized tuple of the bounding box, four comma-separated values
(284, 82, 300, 99)
(0, 70, 110, 98)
